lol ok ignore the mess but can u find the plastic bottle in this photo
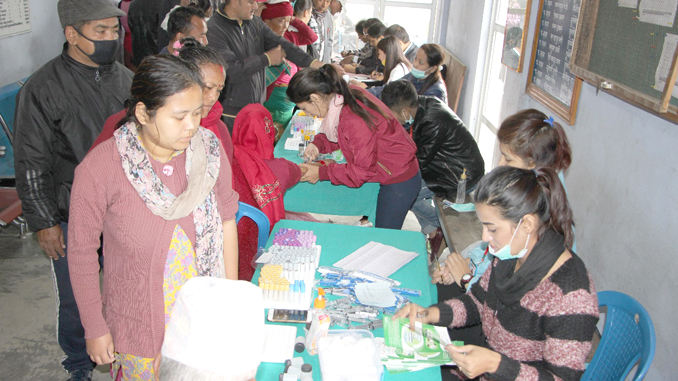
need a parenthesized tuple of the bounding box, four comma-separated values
(455, 168, 467, 204)
(305, 288, 330, 355)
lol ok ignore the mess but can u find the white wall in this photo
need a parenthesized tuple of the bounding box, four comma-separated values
(0, 0, 65, 85)
(444, 0, 490, 126)
(445, 0, 677, 379)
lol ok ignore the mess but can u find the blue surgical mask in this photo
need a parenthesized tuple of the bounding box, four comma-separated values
(488, 218, 530, 260)
(410, 67, 430, 79)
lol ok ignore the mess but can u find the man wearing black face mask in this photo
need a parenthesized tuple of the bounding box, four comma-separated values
(13, 0, 133, 379)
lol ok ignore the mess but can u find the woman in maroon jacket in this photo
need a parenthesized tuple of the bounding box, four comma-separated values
(287, 64, 421, 229)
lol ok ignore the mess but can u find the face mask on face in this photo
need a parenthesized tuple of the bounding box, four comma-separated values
(74, 28, 119, 66)
(410, 66, 431, 79)
(488, 218, 531, 260)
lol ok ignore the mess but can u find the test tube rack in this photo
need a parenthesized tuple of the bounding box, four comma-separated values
(257, 244, 321, 310)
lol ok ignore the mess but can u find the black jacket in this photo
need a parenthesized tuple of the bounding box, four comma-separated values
(13, 45, 133, 231)
(127, 0, 160, 66)
(207, 12, 315, 116)
(410, 96, 485, 199)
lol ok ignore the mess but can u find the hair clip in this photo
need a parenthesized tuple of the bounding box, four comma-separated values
(172, 40, 182, 56)
(543, 116, 555, 128)
(532, 168, 539, 177)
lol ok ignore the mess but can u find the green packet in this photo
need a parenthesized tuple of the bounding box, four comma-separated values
(383, 317, 463, 364)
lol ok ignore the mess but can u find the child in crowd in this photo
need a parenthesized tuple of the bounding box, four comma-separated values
(287, 64, 421, 229)
(397, 166, 597, 381)
(68, 55, 239, 379)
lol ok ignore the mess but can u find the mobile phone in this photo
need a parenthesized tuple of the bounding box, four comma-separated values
(267, 309, 311, 323)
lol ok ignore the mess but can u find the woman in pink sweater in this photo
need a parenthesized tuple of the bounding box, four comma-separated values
(68, 55, 239, 380)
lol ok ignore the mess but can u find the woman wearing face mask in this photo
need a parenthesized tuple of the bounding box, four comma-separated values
(432, 110, 576, 351)
(395, 166, 598, 381)
(366, 43, 448, 102)
(68, 55, 239, 379)
(287, 64, 421, 230)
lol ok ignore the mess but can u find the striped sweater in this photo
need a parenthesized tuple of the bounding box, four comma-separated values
(435, 254, 598, 381)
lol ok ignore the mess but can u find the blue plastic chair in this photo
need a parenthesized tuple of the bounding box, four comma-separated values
(581, 291, 656, 381)
(0, 78, 28, 179)
(235, 201, 270, 250)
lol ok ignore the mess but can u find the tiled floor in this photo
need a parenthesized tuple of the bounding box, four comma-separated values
(0, 212, 423, 380)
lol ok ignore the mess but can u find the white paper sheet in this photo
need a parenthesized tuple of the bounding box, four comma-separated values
(354, 282, 397, 307)
(619, 0, 639, 8)
(654, 33, 678, 94)
(333, 241, 418, 278)
(639, 0, 678, 26)
(284, 136, 302, 151)
(261, 324, 297, 363)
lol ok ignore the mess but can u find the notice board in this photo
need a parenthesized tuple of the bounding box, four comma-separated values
(570, 0, 678, 123)
(526, 0, 583, 124)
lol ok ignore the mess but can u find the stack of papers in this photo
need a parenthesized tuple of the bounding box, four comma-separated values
(334, 241, 418, 278)
(381, 317, 462, 374)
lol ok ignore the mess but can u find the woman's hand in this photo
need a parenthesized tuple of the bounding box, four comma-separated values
(443, 252, 473, 287)
(86, 333, 115, 365)
(349, 79, 367, 89)
(431, 265, 450, 285)
(371, 71, 384, 81)
(341, 51, 351, 57)
(446, 345, 502, 378)
(342, 63, 357, 73)
(299, 163, 320, 183)
(393, 303, 440, 330)
(303, 143, 319, 162)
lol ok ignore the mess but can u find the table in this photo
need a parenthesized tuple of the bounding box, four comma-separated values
(274, 118, 380, 220)
(434, 196, 482, 254)
(253, 220, 442, 381)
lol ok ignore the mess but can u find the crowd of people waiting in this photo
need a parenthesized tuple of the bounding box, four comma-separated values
(10, 0, 599, 379)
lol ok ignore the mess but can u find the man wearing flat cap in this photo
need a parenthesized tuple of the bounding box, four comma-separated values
(13, 0, 133, 379)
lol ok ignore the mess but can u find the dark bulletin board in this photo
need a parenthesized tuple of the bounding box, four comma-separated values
(526, 0, 583, 124)
(570, 0, 678, 122)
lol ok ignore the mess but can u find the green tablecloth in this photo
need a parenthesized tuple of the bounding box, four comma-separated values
(273, 116, 380, 221)
(253, 220, 441, 381)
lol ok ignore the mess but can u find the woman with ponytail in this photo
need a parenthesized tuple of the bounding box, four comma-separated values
(396, 166, 598, 381)
(287, 64, 421, 229)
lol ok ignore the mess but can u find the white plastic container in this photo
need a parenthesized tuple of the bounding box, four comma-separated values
(318, 330, 384, 381)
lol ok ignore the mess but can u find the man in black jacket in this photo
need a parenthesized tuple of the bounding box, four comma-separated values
(207, 0, 325, 131)
(13, 0, 133, 379)
(382, 80, 485, 256)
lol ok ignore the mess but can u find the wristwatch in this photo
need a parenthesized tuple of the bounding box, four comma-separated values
(459, 273, 473, 292)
